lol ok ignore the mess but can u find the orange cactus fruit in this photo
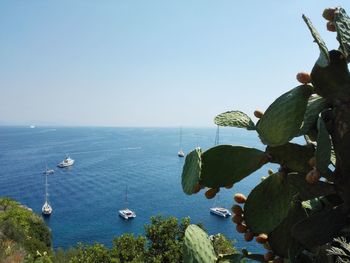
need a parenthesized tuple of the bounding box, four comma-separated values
(205, 188, 219, 199)
(232, 214, 244, 224)
(327, 21, 336, 32)
(296, 72, 312, 84)
(254, 110, 264, 119)
(231, 204, 243, 215)
(322, 8, 336, 21)
(264, 251, 275, 261)
(305, 168, 321, 184)
(234, 193, 247, 204)
(244, 231, 254, 242)
(224, 183, 234, 189)
(236, 223, 247, 233)
(256, 233, 268, 244)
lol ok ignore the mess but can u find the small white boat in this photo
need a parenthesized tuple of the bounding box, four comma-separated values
(42, 173, 52, 216)
(178, 150, 185, 157)
(57, 156, 74, 168)
(29, 125, 36, 129)
(178, 127, 185, 157)
(119, 208, 136, 220)
(43, 166, 54, 175)
(119, 186, 136, 220)
(210, 207, 231, 218)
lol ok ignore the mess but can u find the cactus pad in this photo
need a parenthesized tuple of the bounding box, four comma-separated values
(214, 111, 255, 130)
(268, 203, 307, 258)
(300, 95, 328, 135)
(334, 8, 350, 61)
(302, 14, 330, 66)
(183, 225, 217, 263)
(266, 143, 314, 174)
(257, 85, 312, 146)
(181, 148, 202, 195)
(316, 116, 331, 174)
(244, 173, 296, 234)
(292, 207, 347, 249)
(201, 145, 267, 188)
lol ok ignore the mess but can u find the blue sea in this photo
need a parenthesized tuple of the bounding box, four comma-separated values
(0, 126, 274, 253)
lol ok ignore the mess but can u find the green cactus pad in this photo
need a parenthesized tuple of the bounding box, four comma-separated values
(268, 203, 307, 258)
(214, 111, 255, 130)
(244, 173, 296, 234)
(316, 116, 331, 174)
(217, 254, 243, 262)
(181, 148, 202, 195)
(334, 8, 350, 61)
(266, 143, 314, 174)
(302, 14, 330, 67)
(256, 85, 312, 147)
(300, 95, 328, 135)
(183, 225, 217, 263)
(201, 145, 267, 188)
(292, 206, 347, 250)
(288, 173, 336, 201)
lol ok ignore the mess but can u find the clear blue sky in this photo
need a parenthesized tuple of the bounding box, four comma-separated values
(0, 1, 349, 127)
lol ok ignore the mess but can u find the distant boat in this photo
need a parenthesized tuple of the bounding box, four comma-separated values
(42, 172, 52, 216)
(210, 207, 231, 218)
(43, 165, 54, 175)
(29, 125, 35, 129)
(178, 127, 185, 157)
(119, 186, 136, 220)
(57, 155, 74, 168)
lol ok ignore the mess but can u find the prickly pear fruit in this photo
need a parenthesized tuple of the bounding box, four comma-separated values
(308, 156, 316, 168)
(264, 251, 274, 261)
(256, 233, 268, 244)
(305, 168, 320, 184)
(193, 183, 202, 194)
(225, 183, 234, 189)
(232, 214, 244, 224)
(254, 110, 264, 119)
(327, 21, 336, 32)
(234, 193, 247, 204)
(244, 231, 254, 242)
(322, 8, 336, 21)
(205, 188, 219, 199)
(296, 72, 311, 84)
(236, 223, 247, 233)
(231, 205, 243, 215)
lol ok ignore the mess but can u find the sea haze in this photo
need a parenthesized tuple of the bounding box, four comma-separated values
(0, 126, 274, 252)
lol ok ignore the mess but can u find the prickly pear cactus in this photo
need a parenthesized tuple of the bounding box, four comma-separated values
(181, 6, 350, 263)
(183, 225, 217, 263)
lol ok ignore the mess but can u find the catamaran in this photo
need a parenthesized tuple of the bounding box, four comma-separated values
(119, 185, 136, 220)
(42, 173, 52, 216)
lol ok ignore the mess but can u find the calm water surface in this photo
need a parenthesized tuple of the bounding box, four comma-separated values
(0, 126, 275, 252)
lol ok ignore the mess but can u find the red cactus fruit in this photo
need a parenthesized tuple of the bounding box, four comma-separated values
(308, 156, 316, 168)
(327, 21, 336, 32)
(192, 183, 202, 194)
(296, 72, 312, 84)
(234, 193, 247, 204)
(322, 8, 336, 21)
(236, 223, 247, 233)
(205, 188, 219, 199)
(305, 168, 321, 184)
(232, 214, 244, 224)
(224, 183, 234, 189)
(256, 233, 268, 244)
(244, 231, 254, 242)
(231, 204, 243, 215)
(264, 251, 275, 261)
(254, 110, 264, 119)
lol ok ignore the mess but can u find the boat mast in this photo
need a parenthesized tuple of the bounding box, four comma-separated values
(179, 127, 183, 150)
(125, 185, 128, 208)
(214, 125, 220, 146)
(45, 173, 48, 203)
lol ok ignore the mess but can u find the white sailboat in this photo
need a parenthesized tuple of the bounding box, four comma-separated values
(42, 173, 52, 216)
(119, 185, 136, 220)
(178, 127, 185, 157)
(43, 164, 54, 175)
(57, 155, 74, 168)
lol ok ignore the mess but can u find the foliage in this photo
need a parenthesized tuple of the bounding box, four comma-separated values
(181, 6, 350, 263)
(111, 233, 146, 262)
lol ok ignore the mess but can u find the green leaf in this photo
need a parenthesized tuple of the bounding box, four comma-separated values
(244, 173, 296, 234)
(316, 116, 332, 174)
(183, 225, 217, 263)
(269, 203, 307, 258)
(292, 206, 347, 250)
(214, 111, 255, 130)
(302, 14, 330, 67)
(181, 148, 202, 195)
(257, 85, 312, 146)
(300, 95, 328, 135)
(201, 145, 267, 188)
(267, 143, 314, 174)
(334, 8, 350, 61)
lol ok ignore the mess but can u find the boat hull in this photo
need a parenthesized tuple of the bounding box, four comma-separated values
(210, 207, 231, 218)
